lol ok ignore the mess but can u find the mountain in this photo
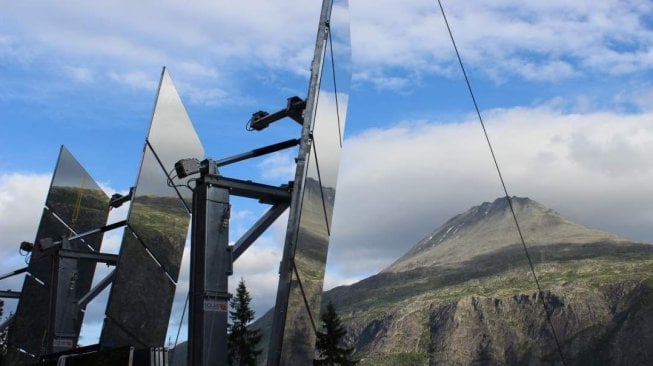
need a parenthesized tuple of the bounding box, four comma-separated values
(318, 197, 653, 365)
(174, 197, 653, 365)
(386, 197, 630, 273)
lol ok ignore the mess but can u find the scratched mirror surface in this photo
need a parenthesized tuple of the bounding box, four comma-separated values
(100, 68, 204, 349)
(7, 146, 109, 362)
(279, 0, 351, 364)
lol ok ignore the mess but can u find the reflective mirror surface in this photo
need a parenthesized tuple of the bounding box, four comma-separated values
(7, 146, 109, 362)
(146, 68, 204, 211)
(101, 230, 176, 348)
(123, 147, 190, 280)
(47, 146, 110, 238)
(278, 0, 351, 364)
(100, 68, 204, 348)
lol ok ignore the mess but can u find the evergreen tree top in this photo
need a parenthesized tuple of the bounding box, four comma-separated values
(228, 278, 262, 366)
(314, 301, 358, 366)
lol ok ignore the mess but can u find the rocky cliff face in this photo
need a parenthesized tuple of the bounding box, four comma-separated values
(320, 197, 653, 365)
(239, 197, 653, 365)
(337, 277, 653, 365)
(428, 281, 653, 365)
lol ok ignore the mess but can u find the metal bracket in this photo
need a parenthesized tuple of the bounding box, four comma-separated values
(78, 270, 115, 310)
(202, 175, 291, 204)
(248, 96, 306, 131)
(214, 139, 300, 168)
(36, 220, 127, 253)
(232, 202, 290, 261)
(109, 187, 134, 209)
(0, 290, 21, 299)
(59, 250, 119, 266)
(0, 267, 28, 281)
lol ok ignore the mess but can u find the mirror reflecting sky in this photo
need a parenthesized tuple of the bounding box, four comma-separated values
(279, 1, 351, 364)
(101, 68, 204, 349)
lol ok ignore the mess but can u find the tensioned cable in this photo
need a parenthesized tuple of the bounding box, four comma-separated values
(282, 16, 343, 342)
(292, 261, 318, 334)
(307, 21, 345, 238)
(311, 140, 332, 236)
(435, 1, 567, 365)
(327, 25, 344, 147)
(305, 56, 333, 236)
(146, 140, 192, 214)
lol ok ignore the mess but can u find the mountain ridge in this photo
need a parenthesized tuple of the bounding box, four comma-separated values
(321, 196, 653, 365)
(385, 196, 634, 273)
(171, 196, 653, 366)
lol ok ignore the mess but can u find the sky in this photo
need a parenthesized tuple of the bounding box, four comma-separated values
(2, 0, 653, 347)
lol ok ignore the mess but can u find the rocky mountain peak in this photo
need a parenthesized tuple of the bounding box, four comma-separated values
(245, 196, 653, 366)
(384, 196, 629, 273)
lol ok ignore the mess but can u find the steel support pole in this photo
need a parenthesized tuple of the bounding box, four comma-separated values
(46, 250, 62, 353)
(268, 1, 333, 365)
(188, 174, 232, 366)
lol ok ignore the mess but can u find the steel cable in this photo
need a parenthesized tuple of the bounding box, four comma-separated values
(435, 1, 568, 364)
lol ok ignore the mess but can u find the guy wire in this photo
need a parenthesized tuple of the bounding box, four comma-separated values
(435, 1, 568, 364)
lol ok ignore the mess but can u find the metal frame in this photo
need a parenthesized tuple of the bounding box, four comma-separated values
(185, 1, 342, 364)
(78, 270, 115, 310)
(1, 2, 345, 364)
(268, 1, 334, 365)
(0, 216, 126, 363)
(232, 203, 290, 261)
(3, 146, 114, 364)
(46, 222, 126, 354)
(187, 157, 293, 365)
(187, 172, 232, 366)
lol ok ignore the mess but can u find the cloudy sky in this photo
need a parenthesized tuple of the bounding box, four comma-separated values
(2, 0, 653, 346)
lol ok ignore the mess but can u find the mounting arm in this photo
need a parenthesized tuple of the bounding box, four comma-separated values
(248, 96, 306, 131)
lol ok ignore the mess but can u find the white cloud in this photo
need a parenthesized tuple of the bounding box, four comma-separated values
(3, 0, 653, 345)
(6, 108, 653, 344)
(0, 34, 35, 64)
(328, 107, 653, 276)
(4, 0, 651, 105)
(0, 173, 51, 261)
(613, 84, 653, 112)
(230, 243, 282, 316)
(350, 0, 653, 87)
(177, 61, 219, 79)
(63, 66, 94, 83)
(178, 83, 248, 107)
(257, 151, 297, 181)
(0, 173, 26, 320)
(108, 70, 158, 90)
(0, 0, 321, 101)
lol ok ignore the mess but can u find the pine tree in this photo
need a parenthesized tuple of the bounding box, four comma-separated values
(228, 279, 262, 366)
(314, 301, 358, 366)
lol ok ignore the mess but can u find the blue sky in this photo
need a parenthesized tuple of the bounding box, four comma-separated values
(2, 0, 653, 346)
